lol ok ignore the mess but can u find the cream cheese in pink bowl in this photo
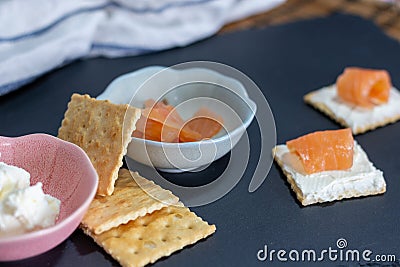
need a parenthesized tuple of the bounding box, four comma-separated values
(0, 134, 98, 261)
(0, 162, 61, 237)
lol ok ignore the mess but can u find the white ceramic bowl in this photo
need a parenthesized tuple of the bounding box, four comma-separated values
(98, 66, 256, 172)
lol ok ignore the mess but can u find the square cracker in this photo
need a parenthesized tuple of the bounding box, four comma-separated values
(58, 94, 141, 196)
(304, 85, 400, 135)
(272, 142, 386, 206)
(81, 168, 180, 234)
(83, 206, 216, 267)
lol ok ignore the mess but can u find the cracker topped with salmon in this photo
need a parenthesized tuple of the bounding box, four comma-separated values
(304, 67, 400, 134)
(273, 129, 386, 206)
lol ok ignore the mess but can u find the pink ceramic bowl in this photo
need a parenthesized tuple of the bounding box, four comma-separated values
(0, 134, 98, 261)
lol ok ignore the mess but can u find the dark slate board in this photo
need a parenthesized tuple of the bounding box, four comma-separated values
(1, 13, 400, 267)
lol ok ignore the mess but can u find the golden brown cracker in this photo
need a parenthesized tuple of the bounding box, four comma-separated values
(82, 169, 180, 234)
(58, 94, 141, 196)
(83, 206, 216, 267)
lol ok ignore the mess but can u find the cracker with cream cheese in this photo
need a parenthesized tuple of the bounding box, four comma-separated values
(58, 93, 141, 196)
(273, 142, 386, 206)
(304, 85, 400, 135)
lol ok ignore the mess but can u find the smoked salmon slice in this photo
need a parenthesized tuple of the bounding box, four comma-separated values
(182, 107, 224, 140)
(286, 128, 354, 174)
(133, 99, 223, 143)
(336, 67, 391, 108)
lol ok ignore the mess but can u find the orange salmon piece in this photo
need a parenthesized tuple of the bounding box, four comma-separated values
(178, 127, 203, 142)
(336, 67, 391, 108)
(182, 107, 224, 139)
(286, 128, 354, 174)
(133, 99, 204, 142)
(134, 99, 185, 142)
(142, 102, 184, 127)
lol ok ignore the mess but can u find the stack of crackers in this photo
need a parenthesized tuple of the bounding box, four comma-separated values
(58, 94, 216, 267)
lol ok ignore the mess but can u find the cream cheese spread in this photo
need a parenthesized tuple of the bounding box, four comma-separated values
(0, 162, 60, 237)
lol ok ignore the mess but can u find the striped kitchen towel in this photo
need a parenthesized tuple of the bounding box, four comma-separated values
(0, 0, 284, 96)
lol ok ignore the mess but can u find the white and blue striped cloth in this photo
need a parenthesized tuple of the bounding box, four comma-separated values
(0, 0, 283, 96)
